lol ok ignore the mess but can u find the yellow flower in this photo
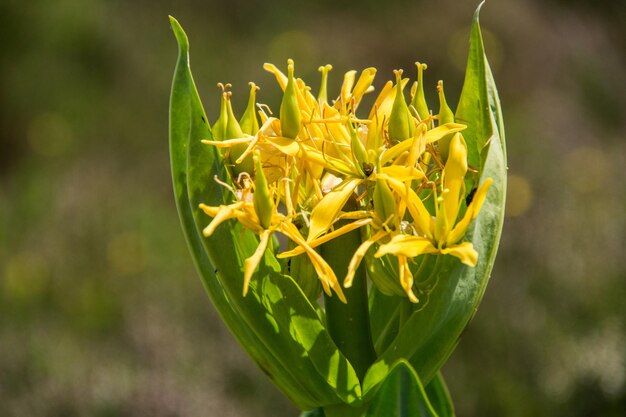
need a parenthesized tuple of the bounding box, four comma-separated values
(375, 133, 492, 267)
(199, 153, 347, 303)
(199, 60, 491, 303)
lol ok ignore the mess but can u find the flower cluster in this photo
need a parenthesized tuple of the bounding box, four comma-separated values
(200, 59, 491, 303)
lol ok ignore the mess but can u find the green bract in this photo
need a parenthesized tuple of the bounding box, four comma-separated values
(168, 2, 505, 415)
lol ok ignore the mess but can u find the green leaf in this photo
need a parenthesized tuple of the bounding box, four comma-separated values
(169, 16, 360, 409)
(425, 373, 455, 417)
(363, 2, 506, 396)
(365, 361, 439, 417)
(168, 16, 311, 408)
(455, 1, 492, 170)
(368, 287, 401, 354)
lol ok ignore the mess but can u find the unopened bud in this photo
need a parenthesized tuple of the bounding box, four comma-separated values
(388, 69, 416, 143)
(411, 62, 430, 122)
(280, 59, 302, 139)
(253, 153, 273, 229)
(239, 82, 260, 135)
(373, 177, 396, 224)
(348, 122, 369, 172)
(437, 80, 456, 161)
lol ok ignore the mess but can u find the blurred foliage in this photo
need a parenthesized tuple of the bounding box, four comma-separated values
(1, 0, 625, 416)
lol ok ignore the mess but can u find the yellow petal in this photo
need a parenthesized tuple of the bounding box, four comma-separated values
(265, 135, 300, 156)
(375, 234, 437, 258)
(243, 229, 273, 296)
(439, 133, 468, 238)
(200, 202, 246, 236)
(381, 123, 466, 165)
(279, 222, 346, 303)
(199, 203, 220, 217)
(448, 178, 492, 244)
(308, 178, 363, 241)
(368, 78, 410, 121)
(337, 70, 357, 110)
(440, 242, 478, 266)
(263, 63, 288, 91)
(344, 230, 387, 288)
(379, 165, 425, 182)
(398, 256, 418, 303)
(278, 218, 372, 258)
(351, 67, 377, 110)
(202, 137, 252, 148)
(381, 176, 433, 239)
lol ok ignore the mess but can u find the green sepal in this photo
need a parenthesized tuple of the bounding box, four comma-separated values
(362, 1, 506, 397)
(169, 16, 361, 410)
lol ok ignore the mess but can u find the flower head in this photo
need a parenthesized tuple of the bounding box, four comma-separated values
(200, 59, 491, 303)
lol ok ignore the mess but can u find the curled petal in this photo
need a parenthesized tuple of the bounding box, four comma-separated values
(381, 123, 466, 165)
(440, 242, 478, 267)
(375, 234, 438, 258)
(448, 178, 492, 244)
(344, 230, 387, 288)
(278, 218, 372, 258)
(398, 256, 418, 303)
(243, 229, 273, 295)
(279, 222, 347, 303)
(200, 202, 246, 236)
(307, 178, 363, 242)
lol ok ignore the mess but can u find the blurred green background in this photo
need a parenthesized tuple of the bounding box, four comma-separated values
(1, 0, 625, 415)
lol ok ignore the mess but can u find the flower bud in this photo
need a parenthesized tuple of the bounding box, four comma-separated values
(280, 59, 302, 139)
(212, 83, 231, 141)
(253, 152, 273, 229)
(411, 62, 430, 122)
(373, 177, 396, 225)
(388, 69, 415, 143)
(436, 80, 455, 161)
(218, 88, 253, 175)
(317, 64, 332, 107)
(367, 255, 408, 298)
(239, 82, 260, 135)
(348, 122, 369, 173)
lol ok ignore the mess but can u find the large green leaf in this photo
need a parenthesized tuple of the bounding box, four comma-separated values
(365, 361, 438, 417)
(169, 17, 360, 409)
(425, 373, 455, 417)
(363, 2, 506, 396)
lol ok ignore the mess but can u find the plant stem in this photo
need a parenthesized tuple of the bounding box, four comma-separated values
(321, 227, 376, 381)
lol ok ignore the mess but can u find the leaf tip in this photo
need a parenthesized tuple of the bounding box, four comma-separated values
(169, 15, 189, 53)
